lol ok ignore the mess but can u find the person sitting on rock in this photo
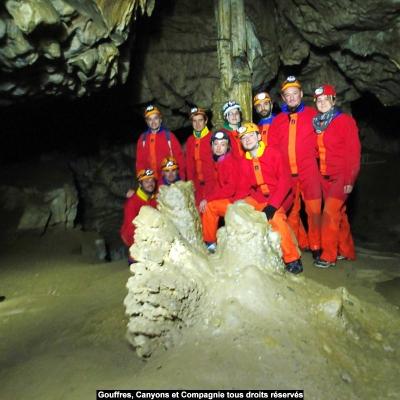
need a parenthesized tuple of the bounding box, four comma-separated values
(185, 106, 217, 206)
(235, 122, 303, 274)
(120, 168, 157, 264)
(136, 105, 185, 182)
(160, 156, 180, 186)
(201, 130, 239, 253)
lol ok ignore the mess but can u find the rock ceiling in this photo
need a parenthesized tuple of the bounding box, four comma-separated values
(0, 0, 399, 127)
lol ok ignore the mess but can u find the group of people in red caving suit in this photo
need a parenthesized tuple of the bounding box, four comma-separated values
(120, 76, 361, 273)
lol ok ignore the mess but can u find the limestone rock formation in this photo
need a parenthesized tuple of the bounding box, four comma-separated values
(124, 182, 399, 397)
(0, 0, 154, 105)
(124, 181, 283, 357)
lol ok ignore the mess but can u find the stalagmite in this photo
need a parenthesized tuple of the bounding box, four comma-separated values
(124, 182, 399, 398)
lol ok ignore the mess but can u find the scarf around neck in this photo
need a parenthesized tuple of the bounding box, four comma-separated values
(313, 107, 341, 134)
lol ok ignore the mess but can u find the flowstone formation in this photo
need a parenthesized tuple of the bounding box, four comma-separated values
(124, 183, 400, 396)
(124, 181, 284, 357)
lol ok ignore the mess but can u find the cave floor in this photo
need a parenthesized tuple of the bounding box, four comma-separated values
(0, 228, 399, 399)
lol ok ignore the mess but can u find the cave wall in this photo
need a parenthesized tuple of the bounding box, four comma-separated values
(0, 0, 154, 105)
(127, 0, 400, 128)
(1, 0, 399, 128)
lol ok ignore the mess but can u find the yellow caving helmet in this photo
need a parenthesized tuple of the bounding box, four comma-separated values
(237, 121, 260, 138)
(253, 92, 272, 106)
(161, 156, 179, 171)
(137, 168, 156, 181)
(280, 76, 302, 92)
(144, 105, 161, 119)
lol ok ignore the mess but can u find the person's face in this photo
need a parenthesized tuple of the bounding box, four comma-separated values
(145, 114, 162, 131)
(255, 101, 272, 117)
(226, 109, 241, 126)
(141, 178, 156, 193)
(315, 95, 335, 113)
(192, 114, 207, 132)
(281, 87, 303, 108)
(162, 169, 178, 184)
(212, 139, 229, 156)
(240, 131, 260, 152)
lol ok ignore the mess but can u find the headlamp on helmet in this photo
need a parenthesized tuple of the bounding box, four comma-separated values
(222, 100, 241, 117)
(313, 84, 336, 99)
(253, 92, 272, 106)
(238, 122, 259, 138)
(137, 168, 155, 181)
(161, 156, 179, 171)
(189, 106, 207, 119)
(144, 104, 161, 119)
(281, 76, 302, 92)
(211, 130, 230, 143)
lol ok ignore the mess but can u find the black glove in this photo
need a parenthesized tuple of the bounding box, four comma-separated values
(263, 205, 277, 221)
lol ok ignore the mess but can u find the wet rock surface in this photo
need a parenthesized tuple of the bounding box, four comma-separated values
(0, 0, 154, 105)
(1, 0, 399, 127)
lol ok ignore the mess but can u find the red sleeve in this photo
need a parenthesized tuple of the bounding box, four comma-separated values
(268, 148, 293, 210)
(344, 116, 361, 185)
(267, 116, 282, 148)
(120, 197, 140, 247)
(135, 133, 146, 173)
(170, 133, 186, 180)
(185, 137, 195, 182)
(233, 158, 252, 201)
(206, 155, 238, 201)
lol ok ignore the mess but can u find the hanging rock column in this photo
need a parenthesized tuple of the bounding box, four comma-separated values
(212, 0, 253, 126)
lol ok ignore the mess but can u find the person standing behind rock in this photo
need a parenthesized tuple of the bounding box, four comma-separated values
(136, 105, 185, 182)
(268, 76, 322, 259)
(160, 156, 181, 186)
(254, 90, 309, 249)
(220, 100, 245, 158)
(312, 84, 361, 268)
(185, 106, 217, 206)
(253, 91, 274, 147)
(120, 168, 157, 265)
